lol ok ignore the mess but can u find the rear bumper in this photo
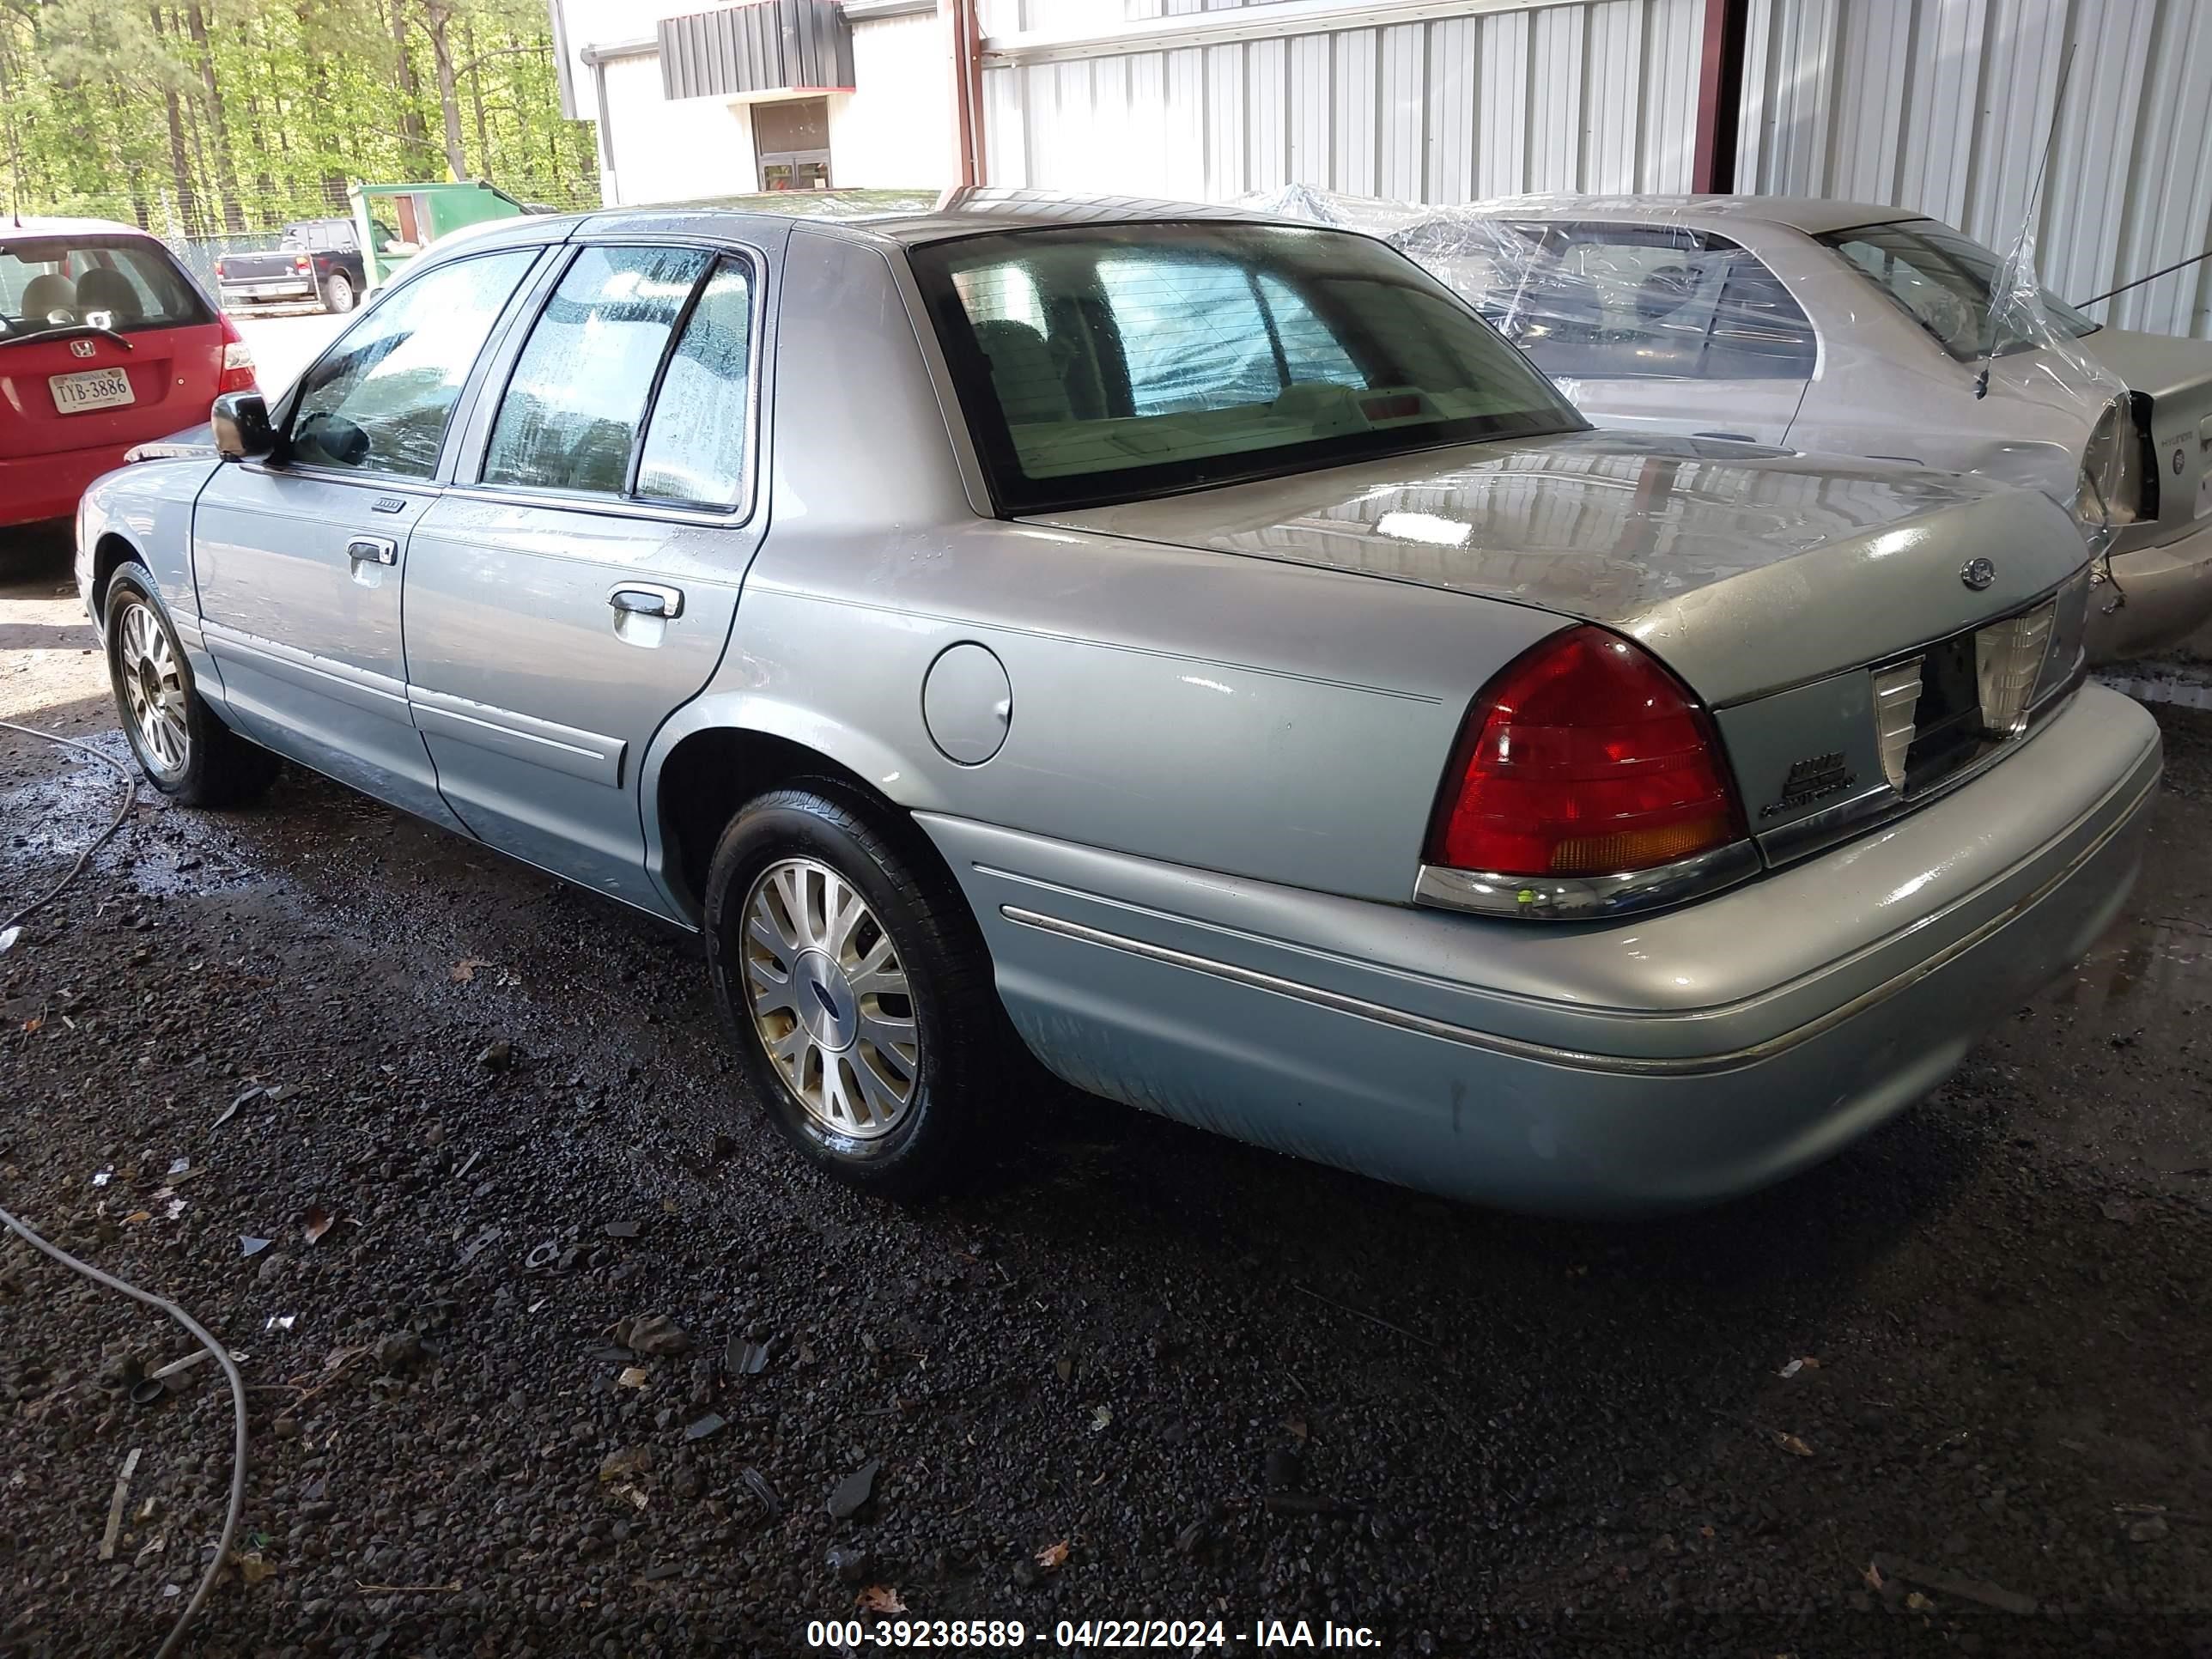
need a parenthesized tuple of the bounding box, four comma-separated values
(924, 685, 2160, 1216)
(218, 277, 318, 302)
(0, 442, 131, 529)
(2089, 515, 2212, 661)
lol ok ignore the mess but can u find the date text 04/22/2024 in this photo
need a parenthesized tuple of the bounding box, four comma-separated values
(804, 1619, 1383, 1649)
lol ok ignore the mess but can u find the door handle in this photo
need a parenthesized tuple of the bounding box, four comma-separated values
(346, 535, 398, 566)
(609, 583, 684, 620)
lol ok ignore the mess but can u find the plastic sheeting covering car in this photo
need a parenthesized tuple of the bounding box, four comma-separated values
(1246, 185, 2130, 550)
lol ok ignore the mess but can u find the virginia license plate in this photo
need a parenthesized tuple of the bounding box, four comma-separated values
(50, 367, 134, 414)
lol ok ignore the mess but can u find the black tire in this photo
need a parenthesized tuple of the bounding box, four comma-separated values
(702, 783, 1008, 1200)
(103, 562, 279, 807)
(319, 271, 356, 314)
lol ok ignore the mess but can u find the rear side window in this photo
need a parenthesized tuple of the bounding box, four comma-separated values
(0, 236, 214, 337)
(482, 246, 711, 496)
(1496, 223, 1815, 382)
(289, 250, 536, 477)
(1818, 218, 2101, 361)
(483, 245, 757, 509)
(635, 261, 756, 507)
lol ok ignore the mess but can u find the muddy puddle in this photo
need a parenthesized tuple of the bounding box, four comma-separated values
(2050, 909, 2212, 1019)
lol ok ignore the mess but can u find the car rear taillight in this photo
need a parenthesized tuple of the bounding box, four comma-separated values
(293, 253, 311, 271)
(1426, 625, 1744, 879)
(214, 258, 226, 278)
(216, 313, 258, 394)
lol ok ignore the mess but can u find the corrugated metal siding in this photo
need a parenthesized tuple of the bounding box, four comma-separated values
(1739, 0, 2212, 339)
(659, 0, 854, 100)
(981, 0, 1705, 206)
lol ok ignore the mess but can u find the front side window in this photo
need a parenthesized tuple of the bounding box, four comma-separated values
(915, 222, 1583, 514)
(1494, 223, 1815, 382)
(482, 246, 712, 495)
(1818, 218, 2100, 362)
(289, 250, 536, 477)
(0, 236, 214, 337)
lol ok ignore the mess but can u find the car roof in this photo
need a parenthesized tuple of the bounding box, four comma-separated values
(426, 190, 1936, 264)
(817, 188, 1273, 246)
(453, 189, 1282, 258)
(1466, 194, 1927, 237)
(2, 215, 168, 244)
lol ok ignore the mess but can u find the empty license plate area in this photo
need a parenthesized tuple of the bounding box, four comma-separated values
(1894, 601, 2058, 798)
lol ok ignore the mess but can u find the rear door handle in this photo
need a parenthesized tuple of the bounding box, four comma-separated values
(609, 583, 684, 620)
(346, 536, 398, 567)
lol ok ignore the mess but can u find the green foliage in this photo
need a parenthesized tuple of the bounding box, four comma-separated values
(0, 0, 600, 236)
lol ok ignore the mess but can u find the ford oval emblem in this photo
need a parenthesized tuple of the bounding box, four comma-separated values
(1960, 556, 1996, 592)
(70, 339, 96, 358)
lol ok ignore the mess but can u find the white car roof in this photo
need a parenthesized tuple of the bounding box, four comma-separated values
(1470, 195, 1925, 238)
(1, 215, 167, 243)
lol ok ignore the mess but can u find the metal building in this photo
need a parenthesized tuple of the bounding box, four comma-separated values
(547, 0, 2212, 339)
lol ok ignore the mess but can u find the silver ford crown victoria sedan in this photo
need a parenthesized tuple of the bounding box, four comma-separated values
(74, 191, 2161, 1216)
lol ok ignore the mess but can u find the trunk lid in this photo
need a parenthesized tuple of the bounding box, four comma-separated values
(1036, 429, 2094, 863)
(2080, 326, 2212, 532)
(0, 320, 226, 459)
(1030, 428, 2087, 707)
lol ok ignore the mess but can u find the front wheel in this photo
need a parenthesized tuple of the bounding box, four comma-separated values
(319, 271, 356, 314)
(104, 562, 278, 806)
(702, 785, 1008, 1200)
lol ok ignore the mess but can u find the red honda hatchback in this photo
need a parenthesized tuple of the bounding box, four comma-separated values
(2, 216, 257, 529)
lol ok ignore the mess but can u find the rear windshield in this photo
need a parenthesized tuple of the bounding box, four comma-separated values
(0, 235, 214, 339)
(911, 222, 1585, 514)
(283, 221, 356, 251)
(1815, 218, 2100, 362)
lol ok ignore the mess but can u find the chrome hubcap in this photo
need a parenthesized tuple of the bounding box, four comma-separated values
(117, 601, 189, 775)
(742, 856, 918, 1139)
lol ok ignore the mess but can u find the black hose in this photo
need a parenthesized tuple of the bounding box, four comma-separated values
(0, 719, 136, 934)
(1, 720, 243, 1652)
(0, 1201, 248, 1659)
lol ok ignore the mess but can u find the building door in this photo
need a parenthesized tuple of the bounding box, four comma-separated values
(753, 99, 831, 191)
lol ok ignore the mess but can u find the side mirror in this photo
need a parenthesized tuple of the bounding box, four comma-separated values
(210, 392, 275, 460)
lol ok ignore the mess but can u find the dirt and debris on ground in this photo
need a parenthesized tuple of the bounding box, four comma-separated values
(4, 541, 2212, 1656)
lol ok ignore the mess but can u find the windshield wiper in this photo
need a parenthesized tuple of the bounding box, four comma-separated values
(0, 323, 135, 352)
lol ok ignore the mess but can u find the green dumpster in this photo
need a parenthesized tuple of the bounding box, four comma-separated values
(349, 181, 535, 293)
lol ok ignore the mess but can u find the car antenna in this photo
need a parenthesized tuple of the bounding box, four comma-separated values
(1977, 42, 2074, 399)
(2074, 241, 2212, 311)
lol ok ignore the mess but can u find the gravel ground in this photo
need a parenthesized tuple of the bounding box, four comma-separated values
(3, 539, 2211, 1658)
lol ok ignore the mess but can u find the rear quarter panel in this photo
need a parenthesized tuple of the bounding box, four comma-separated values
(1746, 220, 2097, 499)
(732, 520, 1559, 902)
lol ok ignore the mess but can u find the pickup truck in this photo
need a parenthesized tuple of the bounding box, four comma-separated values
(212, 217, 392, 314)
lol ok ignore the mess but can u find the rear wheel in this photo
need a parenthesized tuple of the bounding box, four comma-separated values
(319, 271, 356, 314)
(702, 785, 1008, 1199)
(104, 562, 278, 806)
